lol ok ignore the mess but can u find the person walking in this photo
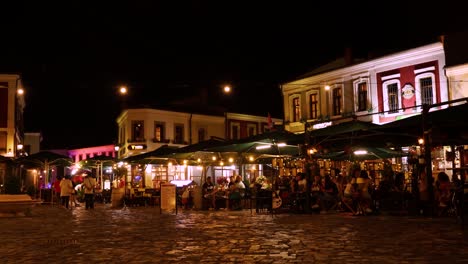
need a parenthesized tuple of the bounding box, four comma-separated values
(69, 178, 79, 208)
(83, 173, 97, 209)
(60, 175, 73, 209)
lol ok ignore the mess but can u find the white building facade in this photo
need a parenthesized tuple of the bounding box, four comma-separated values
(281, 42, 450, 133)
(115, 108, 281, 159)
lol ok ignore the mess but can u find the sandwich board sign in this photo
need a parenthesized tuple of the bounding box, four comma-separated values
(160, 182, 177, 214)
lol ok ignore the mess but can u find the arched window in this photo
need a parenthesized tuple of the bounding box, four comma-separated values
(353, 77, 370, 113)
(415, 72, 436, 110)
(382, 79, 402, 115)
(289, 95, 301, 122)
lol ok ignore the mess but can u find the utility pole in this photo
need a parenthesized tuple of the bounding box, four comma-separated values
(422, 104, 434, 217)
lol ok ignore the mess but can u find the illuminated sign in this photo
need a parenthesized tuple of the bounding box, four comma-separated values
(127, 144, 147, 150)
(312, 121, 332, 129)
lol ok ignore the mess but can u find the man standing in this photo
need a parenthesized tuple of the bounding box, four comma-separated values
(83, 173, 97, 209)
(60, 175, 73, 209)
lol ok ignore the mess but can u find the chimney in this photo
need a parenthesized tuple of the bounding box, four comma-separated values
(344, 47, 353, 65)
(439, 34, 446, 48)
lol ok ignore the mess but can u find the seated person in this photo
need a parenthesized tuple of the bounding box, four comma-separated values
(310, 175, 323, 209)
(320, 175, 339, 211)
(436, 172, 451, 207)
(202, 176, 216, 209)
(357, 170, 373, 214)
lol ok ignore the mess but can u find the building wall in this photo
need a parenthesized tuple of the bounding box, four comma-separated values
(0, 74, 25, 157)
(24, 132, 42, 155)
(281, 42, 448, 133)
(445, 63, 468, 103)
(67, 145, 116, 163)
(115, 108, 283, 158)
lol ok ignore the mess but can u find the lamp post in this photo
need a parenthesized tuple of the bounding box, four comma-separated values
(119, 85, 128, 110)
(222, 85, 232, 140)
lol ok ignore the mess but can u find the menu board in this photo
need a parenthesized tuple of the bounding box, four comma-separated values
(160, 183, 176, 213)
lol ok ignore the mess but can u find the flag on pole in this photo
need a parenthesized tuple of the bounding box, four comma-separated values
(267, 112, 273, 129)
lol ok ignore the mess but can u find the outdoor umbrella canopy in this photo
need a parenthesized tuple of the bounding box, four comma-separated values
(310, 147, 409, 161)
(162, 137, 228, 163)
(15, 151, 73, 168)
(79, 155, 117, 169)
(123, 145, 181, 163)
(303, 119, 421, 152)
(374, 102, 468, 146)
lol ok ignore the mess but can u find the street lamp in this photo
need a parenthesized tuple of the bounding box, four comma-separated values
(118, 85, 128, 110)
(222, 85, 233, 139)
(119, 86, 127, 95)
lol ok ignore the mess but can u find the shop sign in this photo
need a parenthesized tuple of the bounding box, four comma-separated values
(402, 84, 415, 99)
(127, 144, 147, 150)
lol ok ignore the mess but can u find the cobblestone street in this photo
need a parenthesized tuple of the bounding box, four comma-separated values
(1, 203, 467, 263)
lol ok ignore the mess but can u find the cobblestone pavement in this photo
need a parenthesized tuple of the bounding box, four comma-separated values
(1, 203, 467, 264)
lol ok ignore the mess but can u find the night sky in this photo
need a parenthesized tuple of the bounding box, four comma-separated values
(1, 1, 466, 149)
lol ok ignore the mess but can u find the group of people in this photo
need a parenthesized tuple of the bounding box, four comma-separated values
(202, 175, 246, 210)
(53, 173, 97, 210)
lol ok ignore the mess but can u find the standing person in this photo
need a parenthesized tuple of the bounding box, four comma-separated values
(83, 173, 97, 209)
(69, 178, 79, 208)
(60, 175, 73, 209)
(53, 176, 62, 205)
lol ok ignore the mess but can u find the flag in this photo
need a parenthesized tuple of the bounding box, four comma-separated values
(267, 112, 273, 129)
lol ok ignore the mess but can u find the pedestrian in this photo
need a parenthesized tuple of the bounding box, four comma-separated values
(60, 175, 73, 209)
(83, 173, 97, 209)
(69, 177, 79, 208)
(53, 176, 62, 204)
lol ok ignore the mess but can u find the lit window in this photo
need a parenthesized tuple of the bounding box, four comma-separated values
(154, 122, 165, 142)
(309, 93, 318, 119)
(332, 88, 342, 116)
(292, 97, 300, 122)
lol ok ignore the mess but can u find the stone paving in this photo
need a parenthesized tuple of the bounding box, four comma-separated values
(1, 203, 467, 264)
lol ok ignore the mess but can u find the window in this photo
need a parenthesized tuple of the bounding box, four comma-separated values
(415, 72, 436, 109)
(382, 79, 401, 115)
(332, 88, 342, 116)
(292, 97, 300, 122)
(387, 84, 399, 113)
(0, 131, 6, 154)
(247, 124, 257, 137)
(231, 123, 240, 140)
(174, 124, 184, 144)
(420, 77, 433, 105)
(357, 82, 368, 112)
(198, 128, 206, 142)
(309, 93, 318, 119)
(154, 122, 165, 142)
(131, 121, 144, 142)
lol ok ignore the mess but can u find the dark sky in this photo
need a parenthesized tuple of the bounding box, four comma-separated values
(1, 1, 466, 149)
